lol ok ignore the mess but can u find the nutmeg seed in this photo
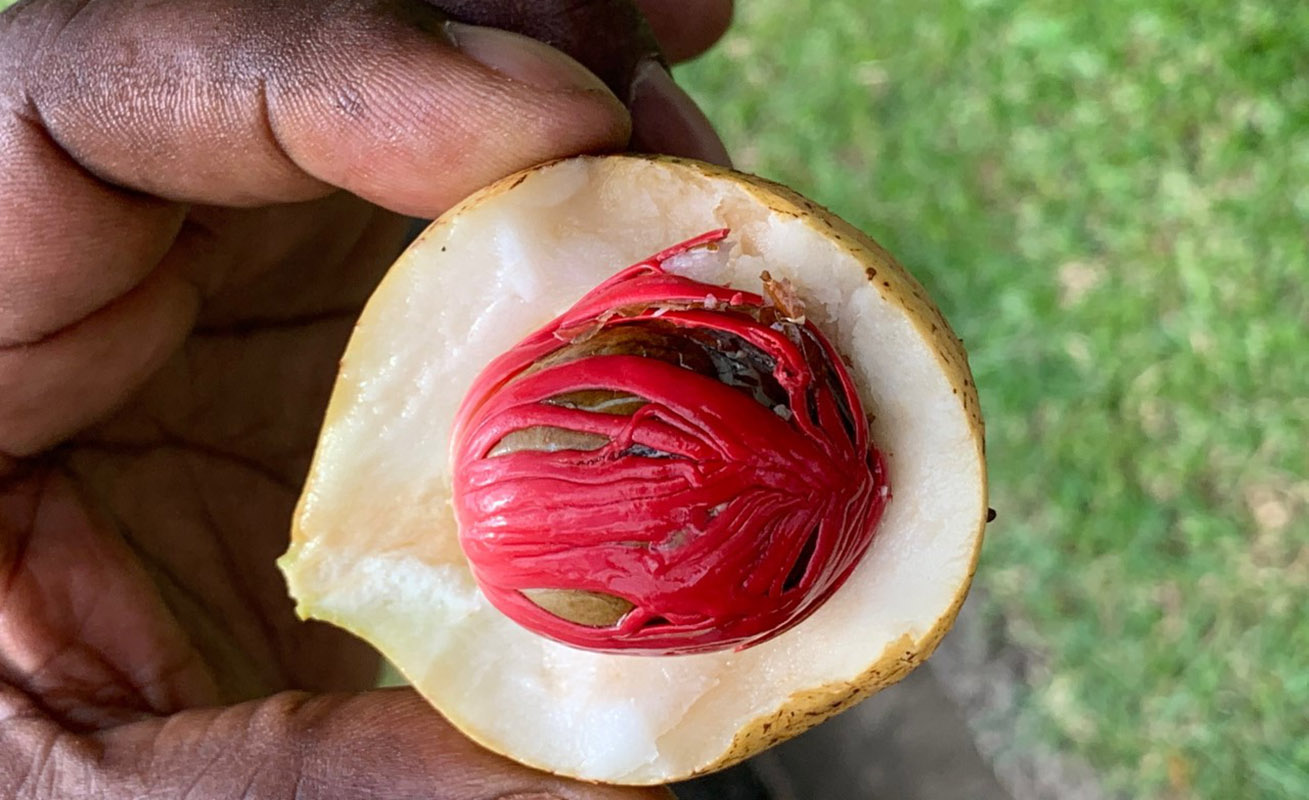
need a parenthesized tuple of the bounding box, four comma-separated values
(450, 230, 890, 655)
(522, 589, 636, 627)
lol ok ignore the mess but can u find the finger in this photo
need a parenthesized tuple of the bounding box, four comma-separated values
(635, 0, 734, 63)
(427, 0, 731, 164)
(0, 196, 404, 460)
(19, 0, 630, 215)
(10, 688, 675, 799)
(429, 0, 734, 79)
(628, 58, 732, 166)
(627, 0, 734, 164)
(430, 0, 660, 97)
(0, 252, 202, 458)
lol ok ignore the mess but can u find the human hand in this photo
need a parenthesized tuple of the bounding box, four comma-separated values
(0, 0, 730, 796)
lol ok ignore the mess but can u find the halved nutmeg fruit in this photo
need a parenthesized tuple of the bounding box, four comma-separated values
(278, 155, 987, 785)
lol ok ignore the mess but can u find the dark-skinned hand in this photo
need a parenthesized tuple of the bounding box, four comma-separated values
(0, 0, 732, 796)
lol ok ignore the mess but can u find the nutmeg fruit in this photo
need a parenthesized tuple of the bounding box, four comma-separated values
(278, 155, 987, 785)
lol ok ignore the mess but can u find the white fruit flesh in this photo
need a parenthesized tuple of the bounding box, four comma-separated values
(280, 156, 986, 785)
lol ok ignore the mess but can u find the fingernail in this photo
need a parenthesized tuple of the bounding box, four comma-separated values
(628, 58, 732, 167)
(445, 22, 614, 96)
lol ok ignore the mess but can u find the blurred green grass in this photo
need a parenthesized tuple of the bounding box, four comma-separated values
(678, 1, 1307, 798)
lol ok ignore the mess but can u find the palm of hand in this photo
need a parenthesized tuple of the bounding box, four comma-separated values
(2, 196, 404, 728)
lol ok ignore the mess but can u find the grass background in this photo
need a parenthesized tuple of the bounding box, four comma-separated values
(3, 0, 1303, 796)
(676, 1, 1307, 798)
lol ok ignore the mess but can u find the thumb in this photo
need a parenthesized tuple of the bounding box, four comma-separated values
(28, 688, 672, 799)
(8, 0, 632, 217)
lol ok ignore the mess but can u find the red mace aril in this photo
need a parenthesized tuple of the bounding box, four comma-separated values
(451, 229, 890, 655)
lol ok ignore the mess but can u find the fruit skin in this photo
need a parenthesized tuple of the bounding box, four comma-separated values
(281, 154, 987, 784)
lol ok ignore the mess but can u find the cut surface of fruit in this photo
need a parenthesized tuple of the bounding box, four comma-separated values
(279, 155, 987, 785)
